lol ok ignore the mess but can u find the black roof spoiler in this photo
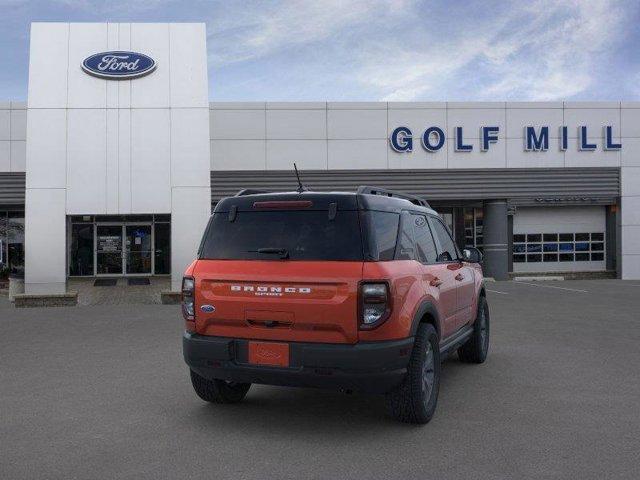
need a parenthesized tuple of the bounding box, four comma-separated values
(235, 189, 269, 197)
(356, 186, 431, 208)
(232, 186, 431, 208)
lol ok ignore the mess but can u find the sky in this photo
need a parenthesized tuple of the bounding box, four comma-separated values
(0, 0, 639, 102)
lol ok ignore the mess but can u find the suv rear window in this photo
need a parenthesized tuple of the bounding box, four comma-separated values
(200, 211, 363, 261)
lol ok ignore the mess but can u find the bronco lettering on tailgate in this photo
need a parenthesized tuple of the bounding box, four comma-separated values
(230, 285, 311, 296)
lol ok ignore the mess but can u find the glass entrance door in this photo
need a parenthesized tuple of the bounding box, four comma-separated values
(70, 216, 169, 278)
(125, 225, 152, 275)
(96, 225, 124, 275)
(153, 223, 170, 275)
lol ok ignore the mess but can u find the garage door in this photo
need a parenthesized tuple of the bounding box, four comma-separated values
(513, 206, 606, 273)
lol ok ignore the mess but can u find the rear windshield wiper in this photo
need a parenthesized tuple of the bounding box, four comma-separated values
(249, 247, 290, 259)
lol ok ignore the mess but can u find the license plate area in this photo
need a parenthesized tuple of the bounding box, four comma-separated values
(248, 341, 290, 367)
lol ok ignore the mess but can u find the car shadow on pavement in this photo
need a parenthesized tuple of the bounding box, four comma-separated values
(179, 355, 477, 435)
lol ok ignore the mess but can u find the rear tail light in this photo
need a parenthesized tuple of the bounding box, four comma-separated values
(182, 276, 195, 321)
(359, 282, 392, 329)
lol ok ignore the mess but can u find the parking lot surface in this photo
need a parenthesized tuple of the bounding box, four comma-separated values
(1, 280, 640, 480)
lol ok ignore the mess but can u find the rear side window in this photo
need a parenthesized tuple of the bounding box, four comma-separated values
(365, 211, 400, 261)
(412, 214, 438, 264)
(200, 211, 363, 261)
(395, 212, 416, 260)
(428, 217, 458, 262)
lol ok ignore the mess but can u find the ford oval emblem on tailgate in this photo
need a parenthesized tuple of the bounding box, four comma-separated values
(200, 304, 215, 313)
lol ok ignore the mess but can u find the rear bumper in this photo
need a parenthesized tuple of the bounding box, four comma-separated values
(183, 332, 414, 394)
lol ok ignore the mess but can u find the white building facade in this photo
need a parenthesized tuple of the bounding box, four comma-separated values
(23, 22, 210, 293)
(0, 22, 639, 293)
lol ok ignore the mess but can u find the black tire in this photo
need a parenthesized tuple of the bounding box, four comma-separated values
(190, 369, 251, 404)
(385, 323, 440, 424)
(458, 295, 490, 364)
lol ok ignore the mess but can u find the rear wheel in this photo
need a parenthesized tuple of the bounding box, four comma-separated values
(385, 323, 440, 424)
(458, 295, 490, 364)
(190, 370, 251, 404)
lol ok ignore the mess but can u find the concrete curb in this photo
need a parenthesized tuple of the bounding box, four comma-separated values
(160, 291, 182, 305)
(14, 292, 78, 308)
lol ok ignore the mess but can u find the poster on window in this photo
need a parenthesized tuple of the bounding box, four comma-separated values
(98, 236, 121, 252)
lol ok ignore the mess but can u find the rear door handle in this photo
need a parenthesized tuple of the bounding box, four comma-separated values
(429, 278, 443, 287)
(455, 273, 464, 281)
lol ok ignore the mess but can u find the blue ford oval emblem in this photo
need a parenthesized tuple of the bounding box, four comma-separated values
(82, 51, 156, 80)
(200, 305, 215, 313)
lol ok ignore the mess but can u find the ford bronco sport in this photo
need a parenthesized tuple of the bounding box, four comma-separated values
(182, 186, 489, 424)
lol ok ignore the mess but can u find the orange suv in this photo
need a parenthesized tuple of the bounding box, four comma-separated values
(182, 186, 489, 424)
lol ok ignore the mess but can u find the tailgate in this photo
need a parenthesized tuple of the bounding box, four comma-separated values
(194, 260, 363, 344)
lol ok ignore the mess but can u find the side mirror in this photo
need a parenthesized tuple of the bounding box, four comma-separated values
(436, 251, 453, 263)
(462, 247, 483, 263)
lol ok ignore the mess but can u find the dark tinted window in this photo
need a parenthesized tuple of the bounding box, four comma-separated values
(366, 211, 399, 261)
(69, 224, 94, 276)
(412, 215, 437, 264)
(200, 211, 363, 261)
(395, 212, 416, 260)
(428, 217, 458, 262)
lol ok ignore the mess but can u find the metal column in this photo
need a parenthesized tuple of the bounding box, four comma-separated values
(482, 200, 509, 280)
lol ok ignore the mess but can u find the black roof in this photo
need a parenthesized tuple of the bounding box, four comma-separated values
(214, 189, 437, 215)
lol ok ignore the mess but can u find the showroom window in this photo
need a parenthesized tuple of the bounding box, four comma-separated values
(513, 232, 605, 263)
(463, 208, 483, 250)
(0, 211, 25, 277)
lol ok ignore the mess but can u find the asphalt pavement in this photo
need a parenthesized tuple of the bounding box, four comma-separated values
(1, 279, 640, 479)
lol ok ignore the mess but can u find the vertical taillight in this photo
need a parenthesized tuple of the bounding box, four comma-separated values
(182, 276, 195, 321)
(359, 282, 392, 329)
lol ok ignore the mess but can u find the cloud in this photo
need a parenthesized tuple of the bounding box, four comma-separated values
(0, 0, 636, 101)
(206, 0, 634, 101)
(478, 0, 626, 100)
(34, 0, 175, 12)
(360, 0, 629, 101)
(207, 0, 415, 66)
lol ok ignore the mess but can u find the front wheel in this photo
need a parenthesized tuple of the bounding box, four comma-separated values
(190, 370, 251, 404)
(458, 295, 490, 364)
(385, 323, 441, 424)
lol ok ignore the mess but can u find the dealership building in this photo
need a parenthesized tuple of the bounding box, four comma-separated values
(1, 22, 640, 297)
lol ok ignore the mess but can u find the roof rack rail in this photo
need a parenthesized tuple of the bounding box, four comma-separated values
(235, 188, 269, 197)
(356, 186, 430, 208)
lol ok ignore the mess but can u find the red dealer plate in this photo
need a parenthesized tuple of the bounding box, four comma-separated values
(248, 342, 290, 367)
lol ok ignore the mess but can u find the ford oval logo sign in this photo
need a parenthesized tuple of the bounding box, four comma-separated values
(200, 305, 215, 313)
(82, 51, 156, 80)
